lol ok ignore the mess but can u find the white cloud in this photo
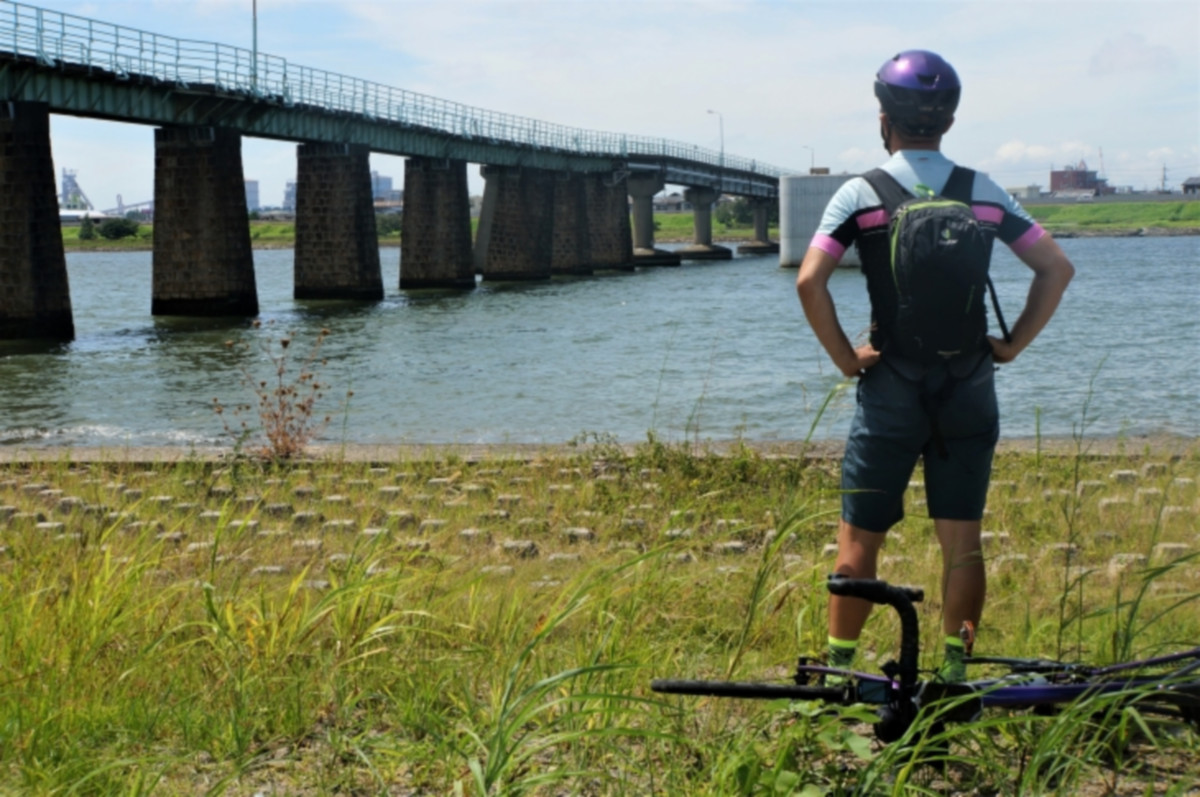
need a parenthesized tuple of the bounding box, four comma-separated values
(16, 0, 1200, 204)
(1089, 33, 1177, 76)
(993, 141, 1056, 165)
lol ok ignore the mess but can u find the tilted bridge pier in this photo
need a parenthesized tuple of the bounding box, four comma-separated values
(0, 1, 786, 340)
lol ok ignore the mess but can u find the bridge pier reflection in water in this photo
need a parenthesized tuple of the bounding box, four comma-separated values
(0, 0, 786, 341)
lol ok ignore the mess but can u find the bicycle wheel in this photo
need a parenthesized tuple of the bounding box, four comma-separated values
(651, 678, 844, 701)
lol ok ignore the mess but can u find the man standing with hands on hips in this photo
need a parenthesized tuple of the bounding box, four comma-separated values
(796, 50, 1075, 682)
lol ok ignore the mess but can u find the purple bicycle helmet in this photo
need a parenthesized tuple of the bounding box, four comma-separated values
(874, 50, 960, 138)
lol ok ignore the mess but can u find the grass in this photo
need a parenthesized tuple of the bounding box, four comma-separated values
(653, 213, 780, 243)
(1026, 201, 1200, 233)
(61, 223, 155, 250)
(0, 436, 1196, 794)
(61, 220, 404, 252)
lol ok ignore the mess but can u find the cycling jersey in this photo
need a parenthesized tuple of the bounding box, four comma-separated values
(809, 150, 1046, 355)
(811, 150, 1045, 261)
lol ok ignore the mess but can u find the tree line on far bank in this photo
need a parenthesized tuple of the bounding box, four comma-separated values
(60, 199, 1200, 249)
(76, 215, 142, 241)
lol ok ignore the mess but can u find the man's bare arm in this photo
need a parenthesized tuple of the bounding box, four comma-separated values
(988, 234, 1075, 364)
(796, 247, 880, 377)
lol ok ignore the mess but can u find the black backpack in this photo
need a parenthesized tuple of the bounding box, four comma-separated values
(861, 166, 1010, 365)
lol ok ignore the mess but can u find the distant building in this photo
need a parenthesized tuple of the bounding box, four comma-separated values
(1050, 161, 1110, 195)
(283, 181, 297, 211)
(371, 171, 394, 199)
(244, 180, 260, 212)
(1183, 177, 1200, 196)
(1007, 185, 1042, 201)
(653, 192, 691, 213)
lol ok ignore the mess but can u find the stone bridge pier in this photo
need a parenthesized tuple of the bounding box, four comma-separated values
(476, 165, 555, 281)
(549, 173, 590, 276)
(627, 171, 681, 266)
(583, 172, 634, 271)
(677, 187, 732, 261)
(152, 125, 258, 316)
(0, 101, 73, 340)
(736, 197, 780, 255)
(294, 142, 383, 300)
(400, 157, 475, 289)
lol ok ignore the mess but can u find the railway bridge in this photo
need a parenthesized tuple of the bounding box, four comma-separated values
(0, 1, 787, 340)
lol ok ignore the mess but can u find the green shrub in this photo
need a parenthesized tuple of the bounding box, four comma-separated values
(376, 212, 402, 237)
(97, 217, 141, 240)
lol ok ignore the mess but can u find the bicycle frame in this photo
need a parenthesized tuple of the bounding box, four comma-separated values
(651, 575, 1200, 743)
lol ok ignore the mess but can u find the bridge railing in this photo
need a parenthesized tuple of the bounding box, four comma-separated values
(1, 1, 789, 178)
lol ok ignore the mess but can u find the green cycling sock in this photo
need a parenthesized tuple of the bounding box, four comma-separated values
(939, 635, 967, 683)
(825, 636, 857, 686)
(827, 636, 858, 668)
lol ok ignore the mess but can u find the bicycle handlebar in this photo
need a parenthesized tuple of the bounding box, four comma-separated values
(826, 575, 923, 688)
(825, 575, 924, 606)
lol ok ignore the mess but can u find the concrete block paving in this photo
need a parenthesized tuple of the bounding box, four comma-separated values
(0, 458, 1197, 628)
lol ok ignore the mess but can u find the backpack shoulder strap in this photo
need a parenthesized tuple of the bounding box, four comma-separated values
(860, 168, 911, 215)
(941, 165, 1013, 344)
(941, 166, 976, 203)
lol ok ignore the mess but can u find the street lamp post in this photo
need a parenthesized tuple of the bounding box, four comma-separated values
(707, 109, 724, 169)
(707, 109, 724, 193)
(251, 0, 258, 94)
(801, 145, 814, 173)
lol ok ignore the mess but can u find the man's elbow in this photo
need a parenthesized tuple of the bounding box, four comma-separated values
(796, 271, 822, 305)
(1054, 257, 1076, 290)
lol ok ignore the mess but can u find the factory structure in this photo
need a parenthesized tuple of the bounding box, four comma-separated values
(1049, 160, 1112, 197)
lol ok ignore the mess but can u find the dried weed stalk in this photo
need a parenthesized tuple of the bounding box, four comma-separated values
(212, 323, 349, 460)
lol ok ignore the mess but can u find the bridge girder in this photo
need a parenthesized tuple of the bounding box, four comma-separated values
(0, 55, 779, 198)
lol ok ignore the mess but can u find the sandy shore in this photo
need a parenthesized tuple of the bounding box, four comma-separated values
(0, 434, 1193, 465)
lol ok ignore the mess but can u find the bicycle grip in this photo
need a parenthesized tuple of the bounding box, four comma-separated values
(826, 575, 924, 605)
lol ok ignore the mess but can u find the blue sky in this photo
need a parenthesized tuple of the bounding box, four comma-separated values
(12, 0, 1199, 210)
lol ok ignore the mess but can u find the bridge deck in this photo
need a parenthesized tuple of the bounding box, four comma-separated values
(1, 1, 786, 195)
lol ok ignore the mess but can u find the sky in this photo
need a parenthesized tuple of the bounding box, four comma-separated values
(11, 0, 1199, 211)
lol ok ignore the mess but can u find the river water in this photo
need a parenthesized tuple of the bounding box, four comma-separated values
(0, 236, 1196, 450)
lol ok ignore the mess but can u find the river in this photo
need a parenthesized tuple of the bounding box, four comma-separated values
(0, 236, 1196, 450)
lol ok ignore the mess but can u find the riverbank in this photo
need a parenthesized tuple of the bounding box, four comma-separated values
(1, 433, 1195, 465)
(0, 439, 1195, 792)
(59, 200, 1200, 252)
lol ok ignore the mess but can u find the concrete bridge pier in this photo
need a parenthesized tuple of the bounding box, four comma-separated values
(677, 187, 732, 261)
(400, 157, 475, 289)
(583, 172, 634, 271)
(0, 102, 73, 340)
(627, 171, 681, 267)
(550, 173, 591, 276)
(294, 142, 383, 300)
(737, 198, 781, 255)
(152, 126, 258, 316)
(477, 165, 554, 281)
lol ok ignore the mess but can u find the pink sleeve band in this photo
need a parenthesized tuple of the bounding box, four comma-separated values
(1010, 223, 1047, 255)
(972, 205, 1004, 224)
(856, 209, 889, 230)
(810, 234, 846, 260)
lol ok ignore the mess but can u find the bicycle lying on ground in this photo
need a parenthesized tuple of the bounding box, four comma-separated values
(652, 575, 1200, 744)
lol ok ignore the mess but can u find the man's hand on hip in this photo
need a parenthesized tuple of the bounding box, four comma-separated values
(841, 344, 882, 378)
(987, 335, 1018, 364)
